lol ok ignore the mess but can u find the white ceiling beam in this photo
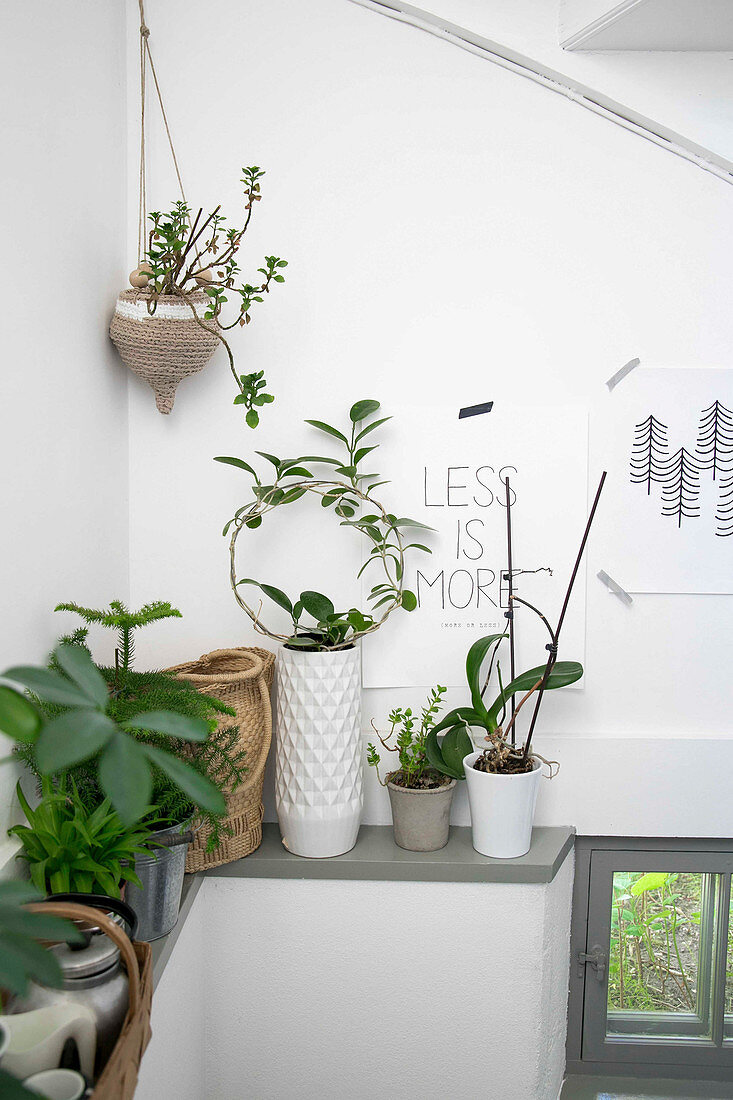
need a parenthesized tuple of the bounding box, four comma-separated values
(560, 0, 733, 51)
(349, 0, 733, 186)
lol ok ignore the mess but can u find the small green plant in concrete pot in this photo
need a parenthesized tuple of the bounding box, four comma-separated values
(367, 686, 467, 852)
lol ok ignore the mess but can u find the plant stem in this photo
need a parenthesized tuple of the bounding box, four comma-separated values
(522, 471, 606, 758)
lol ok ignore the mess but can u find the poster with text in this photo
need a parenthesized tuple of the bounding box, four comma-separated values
(600, 367, 733, 594)
(361, 403, 589, 688)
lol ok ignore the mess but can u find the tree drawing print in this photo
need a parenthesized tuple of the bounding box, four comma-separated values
(660, 447, 701, 528)
(695, 400, 733, 480)
(715, 470, 733, 537)
(630, 415, 669, 493)
(629, 401, 733, 536)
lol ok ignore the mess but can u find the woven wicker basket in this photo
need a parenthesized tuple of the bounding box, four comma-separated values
(26, 901, 153, 1100)
(109, 289, 219, 414)
(166, 647, 275, 871)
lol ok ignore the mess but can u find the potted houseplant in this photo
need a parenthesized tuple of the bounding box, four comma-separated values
(425, 474, 607, 859)
(9, 776, 156, 900)
(216, 399, 432, 858)
(110, 166, 286, 416)
(367, 686, 464, 852)
(13, 600, 242, 938)
(0, 641, 228, 1089)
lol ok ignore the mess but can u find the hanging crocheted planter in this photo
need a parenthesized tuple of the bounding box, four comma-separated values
(111, 3, 286, 420)
(109, 290, 219, 414)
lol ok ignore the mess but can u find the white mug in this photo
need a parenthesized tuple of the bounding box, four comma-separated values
(23, 1068, 87, 1100)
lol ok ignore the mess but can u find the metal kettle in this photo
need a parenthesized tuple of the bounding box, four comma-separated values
(8, 894, 138, 1078)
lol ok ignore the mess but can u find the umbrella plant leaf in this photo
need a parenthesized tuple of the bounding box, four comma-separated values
(54, 644, 110, 708)
(143, 745, 226, 816)
(99, 734, 152, 825)
(0, 686, 41, 743)
(35, 710, 116, 773)
(123, 710, 209, 742)
(2, 666, 93, 709)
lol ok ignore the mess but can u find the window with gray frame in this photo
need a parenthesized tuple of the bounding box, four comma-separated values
(567, 838, 733, 1080)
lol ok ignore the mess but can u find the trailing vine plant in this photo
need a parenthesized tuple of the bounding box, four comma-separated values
(216, 400, 433, 650)
(131, 166, 286, 427)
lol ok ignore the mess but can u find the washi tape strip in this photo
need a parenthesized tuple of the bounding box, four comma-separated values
(606, 357, 640, 391)
(459, 401, 494, 419)
(597, 569, 633, 606)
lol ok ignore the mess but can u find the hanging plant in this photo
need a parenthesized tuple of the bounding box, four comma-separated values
(109, 6, 286, 417)
(216, 400, 432, 650)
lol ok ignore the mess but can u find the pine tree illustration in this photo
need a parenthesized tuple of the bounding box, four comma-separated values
(630, 414, 669, 494)
(715, 469, 733, 537)
(695, 400, 733, 481)
(660, 447, 701, 528)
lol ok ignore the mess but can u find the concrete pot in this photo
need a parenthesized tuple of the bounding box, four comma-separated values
(463, 751, 542, 859)
(275, 645, 362, 857)
(387, 778, 457, 852)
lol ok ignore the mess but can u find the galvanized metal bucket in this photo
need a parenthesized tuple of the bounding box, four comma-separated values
(125, 822, 193, 942)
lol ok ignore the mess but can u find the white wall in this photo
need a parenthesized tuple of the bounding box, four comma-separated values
(135, 887, 206, 1100)
(125, 0, 733, 838)
(133, 863, 573, 1100)
(0, 1, 130, 851)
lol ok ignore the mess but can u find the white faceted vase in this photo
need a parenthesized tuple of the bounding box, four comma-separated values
(275, 645, 362, 857)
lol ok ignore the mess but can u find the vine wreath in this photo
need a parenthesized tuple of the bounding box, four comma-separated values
(217, 400, 433, 650)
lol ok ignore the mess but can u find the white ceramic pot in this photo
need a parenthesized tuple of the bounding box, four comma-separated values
(463, 751, 542, 859)
(275, 645, 362, 857)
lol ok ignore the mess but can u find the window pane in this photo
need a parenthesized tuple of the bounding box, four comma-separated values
(606, 871, 711, 1039)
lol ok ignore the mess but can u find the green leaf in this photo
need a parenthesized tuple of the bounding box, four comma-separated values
(401, 590, 417, 612)
(486, 661, 583, 725)
(0, 686, 41, 743)
(2, 666, 94, 709)
(280, 467, 312, 479)
(441, 725, 473, 778)
(0, 931, 65, 988)
(466, 634, 507, 714)
(35, 709, 116, 773)
(0, 1065, 45, 1098)
(299, 590, 335, 622)
(355, 416, 391, 442)
(245, 516, 262, 529)
(235, 580, 293, 615)
(0, 910, 84, 944)
(123, 711, 209, 742)
(143, 745, 226, 815)
(349, 399, 381, 423)
(630, 872, 669, 896)
(254, 452, 282, 469)
(304, 420, 348, 444)
(430, 706, 488, 737)
(424, 728, 459, 779)
(99, 734, 152, 825)
(213, 456, 260, 482)
(54, 644, 109, 708)
(246, 409, 259, 429)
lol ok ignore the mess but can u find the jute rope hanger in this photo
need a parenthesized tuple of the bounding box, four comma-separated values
(137, 0, 187, 263)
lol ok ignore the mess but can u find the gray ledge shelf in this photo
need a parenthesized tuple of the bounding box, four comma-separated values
(149, 826, 575, 987)
(204, 823, 575, 885)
